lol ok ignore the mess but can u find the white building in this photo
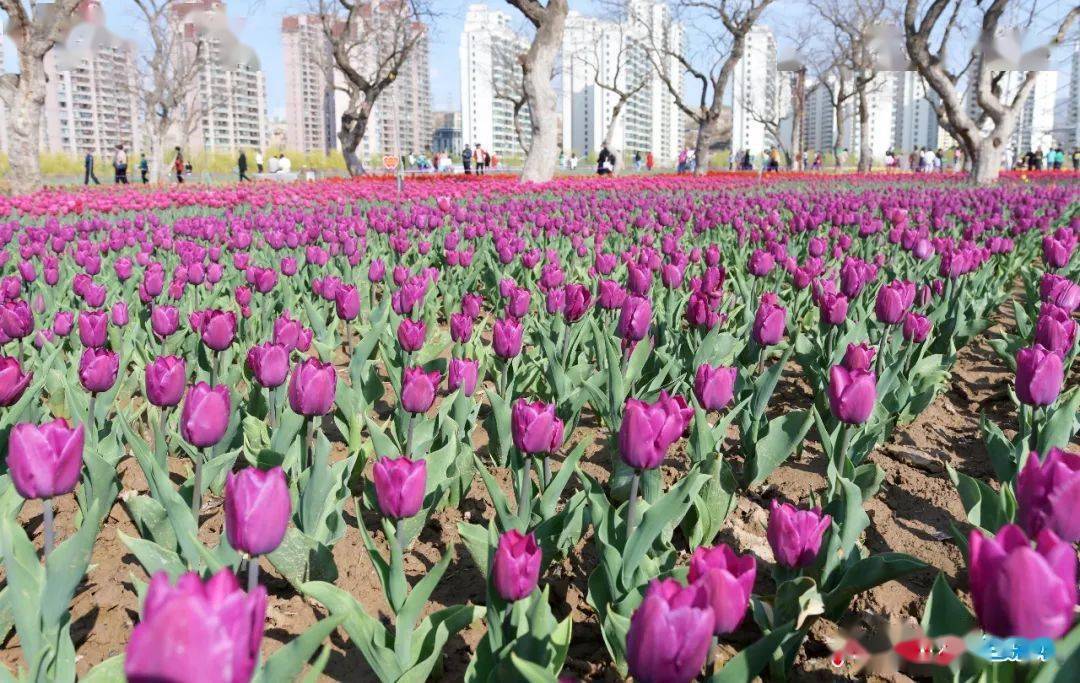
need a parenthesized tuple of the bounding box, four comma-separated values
(802, 79, 834, 154)
(732, 25, 780, 156)
(1069, 42, 1080, 148)
(560, 0, 683, 165)
(892, 71, 939, 152)
(840, 73, 896, 161)
(1013, 70, 1059, 155)
(174, 1, 268, 153)
(459, 4, 532, 158)
(282, 14, 337, 153)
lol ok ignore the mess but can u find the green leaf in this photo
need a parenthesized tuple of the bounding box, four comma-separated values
(255, 614, 345, 683)
(620, 471, 706, 587)
(711, 623, 801, 683)
(81, 654, 125, 683)
(43, 500, 102, 629)
(509, 653, 559, 683)
(396, 550, 454, 667)
(0, 514, 45, 663)
(300, 581, 398, 681)
(747, 410, 812, 487)
(117, 530, 186, 578)
(946, 464, 1012, 533)
(1039, 386, 1080, 454)
(920, 573, 974, 638)
(823, 553, 927, 619)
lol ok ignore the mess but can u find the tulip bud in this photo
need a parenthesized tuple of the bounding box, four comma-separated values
(335, 285, 361, 321)
(180, 382, 231, 448)
(626, 579, 714, 683)
(287, 358, 337, 416)
(688, 544, 756, 635)
(200, 310, 236, 351)
(752, 298, 786, 346)
(0, 299, 34, 339)
(0, 356, 32, 407)
(618, 392, 691, 470)
(449, 313, 473, 343)
(968, 525, 1076, 639)
(748, 249, 774, 277)
(52, 311, 74, 337)
(492, 529, 541, 602)
(400, 366, 440, 414)
(150, 306, 179, 338)
(225, 467, 291, 556)
(818, 293, 848, 326)
(124, 570, 266, 683)
(617, 295, 651, 342)
(7, 419, 84, 499)
(246, 343, 290, 389)
(492, 317, 523, 359)
(693, 364, 737, 412)
(1034, 304, 1077, 355)
(767, 500, 831, 569)
(447, 357, 479, 396)
(562, 283, 591, 323)
(1015, 344, 1064, 407)
(145, 356, 187, 408)
(78, 309, 109, 348)
(841, 342, 875, 372)
(1016, 448, 1080, 542)
(397, 318, 426, 352)
(875, 280, 915, 325)
(511, 399, 564, 454)
(111, 302, 129, 327)
(901, 312, 932, 343)
(827, 365, 876, 424)
(79, 347, 119, 394)
(373, 456, 427, 519)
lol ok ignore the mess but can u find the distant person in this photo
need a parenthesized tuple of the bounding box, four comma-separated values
(462, 144, 472, 174)
(267, 154, 280, 174)
(278, 154, 291, 173)
(113, 144, 128, 184)
(838, 148, 849, 167)
(569, 152, 578, 170)
(255, 150, 264, 173)
(597, 143, 615, 175)
(1034, 147, 1044, 170)
(633, 151, 642, 171)
(84, 151, 100, 185)
(812, 151, 822, 170)
(474, 143, 486, 175)
(139, 154, 149, 183)
(677, 148, 688, 173)
(172, 147, 185, 183)
(646, 151, 654, 171)
(1072, 148, 1079, 170)
(238, 150, 250, 181)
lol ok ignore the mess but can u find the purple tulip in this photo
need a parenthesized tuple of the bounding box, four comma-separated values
(145, 356, 187, 408)
(462, 292, 483, 319)
(752, 298, 786, 346)
(0, 299, 33, 339)
(511, 398, 564, 454)
(79, 347, 119, 394)
(492, 317, 523, 359)
(875, 280, 915, 325)
(273, 311, 312, 352)
(111, 302, 129, 327)
(124, 569, 266, 683)
(505, 287, 531, 319)
(1016, 448, 1080, 542)
(200, 310, 236, 351)
(0, 356, 32, 407)
(52, 311, 74, 337)
(1041, 273, 1080, 312)
(1042, 236, 1073, 269)
(7, 419, 84, 500)
(78, 309, 109, 348)
(597, 279, 626, 310)
(827, 365, 876, 424)
(368, 258, 386, 282)
(1034, 304, 1077, 355)
(492, 529, 541, 602)
(767, 500, 832, 568)
(626, 263, 652, 295)
(397, 318, 426, 352)
(1015, 344, 1064, 407)
(335, 285, 361, 321)
(901, 312, 932, 343)
(449, 313, 473, 343)
(373, 456, 427, 519)
(968, 525, 1076, 639)
(447, 357, 479, 396)
(841, 342, 875, 372)
(688, 544, 756, 635)
(150, 306, 179, 338)
(748, 249, 775, 277)
(618, 392, 691, 470)
(225, 467, 290, 556)
(400, 366, 440, 414)
(287, 358, 337, 416)
(693, 363, 737, 412)
(617, 295, 651, 342)
(818, 292, 848, 326)
(562, 283, 592, 323)
(626, 578, 714, 683)
(180, 382, 231, 448)
(246, 343, 290, 389)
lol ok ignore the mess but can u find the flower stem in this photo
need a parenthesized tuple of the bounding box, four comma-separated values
(42, 497, 55, 559)
(627, 470, 641, 535)
(303, 418, 314, 470)
(396, 517, 407, 558)
(518, 454, 532, 520)
(829, 424, 851, 502)
(405, 412, 416, 456)
(248, 557, 260, 593)
(88, 393, 97, 444)
(191, 450, 203, 518)
(542, 455, 551, 489)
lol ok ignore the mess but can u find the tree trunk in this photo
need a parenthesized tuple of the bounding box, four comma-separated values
(791, 70, 805, 171)
(519, 3, 567, 183)
(970, 140, 1003, 184)
(833, 100, 846, 165)
(148, 125, 166, 184)
(6, 60, 47, 195)
(857, 87, 872, 172)
(692, 117, 716, 176)
(338, 107, 370, 177)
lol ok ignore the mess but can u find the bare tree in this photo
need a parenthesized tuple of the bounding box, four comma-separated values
(575, 20, 648, 157)
(491, 40, 531, 155)
(131, 0, 209, 183)
(638, 0, 775, 176)
(318, 0, 431, 176)
(810, 0, 891, 172)
(0, 0, 82, 194)
(814, 60, 854, 163)
(905, 0, 1078, 184)
(504, 0, 568, 182)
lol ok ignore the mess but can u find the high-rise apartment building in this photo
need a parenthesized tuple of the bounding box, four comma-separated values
(282, 14, 337, 153)
(561, 0, 683, 164)
(41, 1, 141, 157)
(174, 0, 268, 153)
(732, 25, 780, 156)
(802, 80, 834, 154)
(1069, 43, 1080, 149)
(459, 4, 532, 158)
(432, 110, 462, 153)
(892, 71, 939, 152)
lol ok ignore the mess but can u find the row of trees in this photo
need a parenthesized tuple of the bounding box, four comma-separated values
(0, 0, 1074, 192)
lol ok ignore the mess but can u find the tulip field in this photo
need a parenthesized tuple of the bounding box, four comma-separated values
(0, 171, 1078, 682)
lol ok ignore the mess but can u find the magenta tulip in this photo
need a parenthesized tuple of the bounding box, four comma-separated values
(145, 356, 187, 408)
(287, 358, 337, 416)
(492, 529, 541, 602)
(180, 382, 231, 448)
(0, 356, 32, 407)
(7, 419, 84, 500)
(225, 467, 291, 556)
(373, 456, 427, 519)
